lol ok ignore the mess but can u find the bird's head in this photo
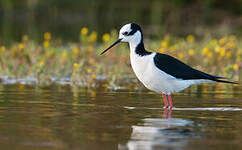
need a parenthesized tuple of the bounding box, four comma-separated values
(100, 23, 143, 55)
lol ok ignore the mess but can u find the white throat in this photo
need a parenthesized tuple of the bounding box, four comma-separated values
(128, 31, 142, 54)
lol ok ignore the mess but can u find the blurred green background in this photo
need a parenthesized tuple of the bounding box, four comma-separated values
(0, 0, 242, 44)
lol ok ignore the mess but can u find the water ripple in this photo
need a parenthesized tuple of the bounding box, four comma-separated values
(124, 106, 242, 111)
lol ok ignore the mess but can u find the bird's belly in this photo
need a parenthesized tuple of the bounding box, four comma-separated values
(133, 65, 172, 93)
(131, 55, 192, 94)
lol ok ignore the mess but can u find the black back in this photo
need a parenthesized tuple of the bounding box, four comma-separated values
(153, 53, 219, 80)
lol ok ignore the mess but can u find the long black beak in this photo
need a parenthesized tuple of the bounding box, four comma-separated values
(100, 38, 122, 55)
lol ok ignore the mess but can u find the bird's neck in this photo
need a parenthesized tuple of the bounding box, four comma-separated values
(129, 38, 151, 56)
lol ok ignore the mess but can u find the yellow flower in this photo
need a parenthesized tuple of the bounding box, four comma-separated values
(178, 52, 184, 59)
(219, 37, 227, 45)
(202, 47, 209, 56)
(0, 46, 6, 53)
(19, 43, 24, 50)
(217, 47, 225, 54)
(73, 63, 79, 68)
(91, 91, 96, 97)
(43, 41, 49, 48)
(207, 52, 213, 58)
(88, 31, 97, 42)
(72, 48, 80, 55)
(233, 64, 239, 71)
(81, 27, 88, 35)
(219, 48, 225, 57)
(87, 68, 92, 73)
(186, 34, 195, 43)
(158, 48, 165, 53)
(226, 51, 232, 58)
(225, 41, 235, 49)
(39, 60, 44, 66)
(91, 74, 96, 79)
(44, 32, 51, 40)
(161, 40, 168, 48)
(102, 33, 110, 42)
(188, 49, 195, 56)
(215, 46, 220, 53)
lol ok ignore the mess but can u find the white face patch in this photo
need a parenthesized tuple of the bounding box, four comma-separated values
(118, 23, 142, 45)
(119, 24, 132, 35)
(119, 24, 132, 42)
(117, 23, 143, 55)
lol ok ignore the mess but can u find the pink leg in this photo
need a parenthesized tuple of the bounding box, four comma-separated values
(162, 108, 168, 119)
(168, 108, 172, 119)
(168, 94, 173, 108)
(162, 94, 168, 108)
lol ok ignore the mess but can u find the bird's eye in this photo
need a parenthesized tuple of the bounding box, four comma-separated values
(122, 32, 129, 36)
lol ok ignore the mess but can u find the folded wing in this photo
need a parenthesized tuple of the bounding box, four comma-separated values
(153, 53, 236, 84)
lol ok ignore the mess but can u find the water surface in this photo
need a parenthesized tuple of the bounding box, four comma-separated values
(0, 84, 241, 150)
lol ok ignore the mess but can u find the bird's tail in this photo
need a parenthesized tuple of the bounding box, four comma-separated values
(215, 79, 238, 84)
(214, 75, 234, 80)
(212, 75, 238, 84)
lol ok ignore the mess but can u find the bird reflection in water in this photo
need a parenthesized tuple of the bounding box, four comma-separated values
(162, 108, 172, 119)
(119, 108, 195, 150)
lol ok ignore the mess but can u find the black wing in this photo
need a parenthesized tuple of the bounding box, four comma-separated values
(153, 53, 236, 84)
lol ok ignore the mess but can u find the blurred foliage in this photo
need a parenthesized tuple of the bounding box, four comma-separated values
(0, 28, 241, 88)
(0, 0, 242, 44)
(0, 0, 241, 88)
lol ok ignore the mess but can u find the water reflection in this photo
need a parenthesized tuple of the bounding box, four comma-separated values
(119, 109, 196, 150)
(162, 108, 172, 119)
(0, 84, 241, 150)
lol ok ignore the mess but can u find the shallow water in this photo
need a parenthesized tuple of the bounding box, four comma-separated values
(0, 84, 241, 150)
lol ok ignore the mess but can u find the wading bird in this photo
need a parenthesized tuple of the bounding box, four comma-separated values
(100, 23, 237, 109)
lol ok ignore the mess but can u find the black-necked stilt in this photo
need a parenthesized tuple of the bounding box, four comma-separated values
(100, 23, 237, 108)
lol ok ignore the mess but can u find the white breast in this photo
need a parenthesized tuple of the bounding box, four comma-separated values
(130, 52, 208, 94)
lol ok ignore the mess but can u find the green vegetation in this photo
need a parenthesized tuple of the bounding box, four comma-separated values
(0, 27, 241, 88)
